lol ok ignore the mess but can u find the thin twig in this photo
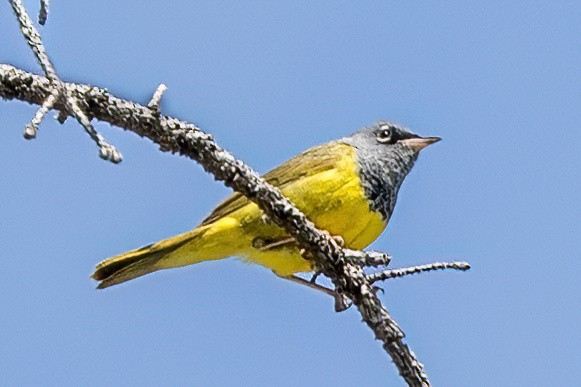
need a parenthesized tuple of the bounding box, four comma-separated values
(148, 83, 167, 111)
(9, 0, 122, 163)
(368, 261, 471, 284)
(39, 0, 49, 25)
(0, 64, 437, 385)
(23, 88, 58, 139)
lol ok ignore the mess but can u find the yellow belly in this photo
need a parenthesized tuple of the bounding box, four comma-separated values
(228, 148, 387, 276)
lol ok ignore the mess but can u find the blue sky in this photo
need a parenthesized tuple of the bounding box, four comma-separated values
(0, 1, 579, 386)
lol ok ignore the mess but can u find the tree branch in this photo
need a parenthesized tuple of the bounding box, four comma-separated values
(368, 261, 471, 284)
(0, 63, 432, 386)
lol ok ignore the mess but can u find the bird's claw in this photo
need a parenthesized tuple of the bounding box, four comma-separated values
(372, 285, 384, 295)
(320, 230, 345, 247)
(310, 271, 322, 283)
(334, 293, 353, 312)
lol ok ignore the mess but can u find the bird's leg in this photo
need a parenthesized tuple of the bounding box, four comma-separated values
(257, 237, 296, 251)
(258, 229, 345, 256)
(277, 274, 352, 312)
(262, 231, 349, 311)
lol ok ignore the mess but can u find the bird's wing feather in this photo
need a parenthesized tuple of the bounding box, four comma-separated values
(200, 141, 347, 226)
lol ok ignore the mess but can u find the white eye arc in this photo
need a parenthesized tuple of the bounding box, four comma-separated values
(377, 128, 394, 143)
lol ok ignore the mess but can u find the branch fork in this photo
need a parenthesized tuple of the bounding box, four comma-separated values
(10, 0, 122, 163)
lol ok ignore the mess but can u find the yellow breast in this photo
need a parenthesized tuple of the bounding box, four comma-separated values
(234, 143, 387, 275)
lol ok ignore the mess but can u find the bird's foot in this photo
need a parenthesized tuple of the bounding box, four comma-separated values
(320, 230, 345, 247)
(299, 232, 344, 258)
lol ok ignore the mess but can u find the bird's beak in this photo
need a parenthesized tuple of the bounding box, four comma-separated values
(400, 136, 441, 151)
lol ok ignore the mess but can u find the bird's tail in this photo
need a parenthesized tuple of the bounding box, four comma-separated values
(92, 221, 236, 289)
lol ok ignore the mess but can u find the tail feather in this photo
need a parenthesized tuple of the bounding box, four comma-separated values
(94, 252, 164, 289)
(92, 228, 205, 289)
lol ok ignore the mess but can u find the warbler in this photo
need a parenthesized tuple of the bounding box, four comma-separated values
(92, 121, 440, 291)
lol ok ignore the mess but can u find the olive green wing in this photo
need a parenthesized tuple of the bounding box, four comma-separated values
(200, 141, 347, 226)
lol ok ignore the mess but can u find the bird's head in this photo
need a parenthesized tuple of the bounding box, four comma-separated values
(349, 120, 440, 159)
(343, 120, 440, 220)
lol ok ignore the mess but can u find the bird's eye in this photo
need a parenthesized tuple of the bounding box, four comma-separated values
(377, 128, 396, 144)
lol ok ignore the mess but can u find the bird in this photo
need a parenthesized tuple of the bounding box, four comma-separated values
(92, 120, 440, 298)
